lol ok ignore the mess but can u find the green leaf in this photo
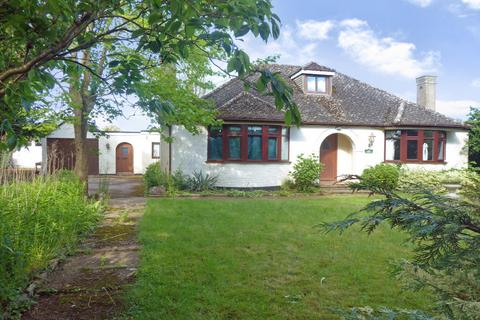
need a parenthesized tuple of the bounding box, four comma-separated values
(259, 22, 270, 41)
(234, 25, 250, 37)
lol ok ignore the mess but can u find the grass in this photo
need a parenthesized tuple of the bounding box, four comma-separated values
(126, 196, 433, 319)
(0, 170, 102, 315)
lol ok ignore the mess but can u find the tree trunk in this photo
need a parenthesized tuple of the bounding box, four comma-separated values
(73, 113, 89, 185)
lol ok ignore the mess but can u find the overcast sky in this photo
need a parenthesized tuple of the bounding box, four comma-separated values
(108, 0, 480, 130)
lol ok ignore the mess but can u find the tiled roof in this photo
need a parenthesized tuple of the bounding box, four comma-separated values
(204, 63, 467, 129)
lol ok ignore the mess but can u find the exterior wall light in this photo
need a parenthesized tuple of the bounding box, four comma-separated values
(368, 133, 376, 148)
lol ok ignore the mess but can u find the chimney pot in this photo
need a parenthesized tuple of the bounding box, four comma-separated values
(416, 75, 437, 111)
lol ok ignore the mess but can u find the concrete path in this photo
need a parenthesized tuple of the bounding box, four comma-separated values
(23, 198, 145, 320)
(88, 175, 144, 198)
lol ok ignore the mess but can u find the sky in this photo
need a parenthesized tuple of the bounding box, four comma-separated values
(109, 0, 480, 130)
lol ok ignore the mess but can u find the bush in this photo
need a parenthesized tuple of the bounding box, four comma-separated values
(459, 168, 480, 203)
(0, 172, 101, 316)
(185, 171, 218, 192)
(289, 154, 323, 192)
(352, 164, 400, 193)
(398, 168, 446, 193)
(144, 162, 187, 193)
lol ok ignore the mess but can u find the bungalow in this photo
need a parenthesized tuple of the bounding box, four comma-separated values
(160, 62, 469, 188)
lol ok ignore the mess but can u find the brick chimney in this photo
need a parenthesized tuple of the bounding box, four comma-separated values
(416, 75, 437, 111)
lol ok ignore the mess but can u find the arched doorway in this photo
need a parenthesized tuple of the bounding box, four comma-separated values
(116, 143, 133, 174)
(319, 133, 354, 183)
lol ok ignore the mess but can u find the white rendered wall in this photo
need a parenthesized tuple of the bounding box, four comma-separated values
(98, 132, 160, 174)
(11, 141, 42, 168)
(42, 123, 160, 174)
(171, 125, 469, 188)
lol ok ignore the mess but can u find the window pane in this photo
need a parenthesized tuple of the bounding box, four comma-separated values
(422, 140, 433, 161)
(208, 136, 223, 160)
(407, 130, 418, 136)
(307, 76, 316, 91)
(248, 136, 262, 160)
(248, 126, 262, 135)
(121, 147, 129, 155)
(281, 128, 289, 160)
(229, 126, 241, 134)
(386, 139, 401, 161)
(424, 130, 433, 138)
(407, 140, 418, 159)
(228, 137, 241, 159)
(385, 130, 400, 139)
(268, 137, 277, 160)
(268, 126, 279, 134)
(316, 76, 326, 92)
(438, 140, 445, 161)
(152, 143, 160, 158)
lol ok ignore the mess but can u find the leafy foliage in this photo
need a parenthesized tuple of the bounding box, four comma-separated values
(1, 0, 300, 150)
(143, 162, 187, 193)
(350, 164, 400, 193)
(466, 107, 480, 167)
(0, 171, 101, 316)
(398, 168, 446, 194)
(289, 154, 323, 192)
(322, 167, 480, 319)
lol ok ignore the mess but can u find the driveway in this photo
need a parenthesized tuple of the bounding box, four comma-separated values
(88, 175, 144, 198)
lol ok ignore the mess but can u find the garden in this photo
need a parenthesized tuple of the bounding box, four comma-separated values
(0, 166, 103, 318)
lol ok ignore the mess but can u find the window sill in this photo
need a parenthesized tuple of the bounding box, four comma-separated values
(384, 160, 446, 164)
(206, 160, 291, 164)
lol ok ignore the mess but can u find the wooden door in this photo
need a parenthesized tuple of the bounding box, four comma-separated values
(320, 134, 337, 181)
(47, 138, 99, 175)
(116, 143, 133, 174)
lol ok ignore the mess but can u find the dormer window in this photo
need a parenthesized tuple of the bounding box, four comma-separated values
(306, 75, 327, 93)
(290, 62, 335, 95)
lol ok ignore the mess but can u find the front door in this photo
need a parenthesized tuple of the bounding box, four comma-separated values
(320, 134, 337, 182)
(116, 143, 133, 174)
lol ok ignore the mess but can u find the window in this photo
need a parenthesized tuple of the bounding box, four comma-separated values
(152, 142, 160, 159)
(121, 147, 129, 155)
(207, 125, 290, 162)
(208, 127, 223, 160)
(306, 76, 326, 93)
(385, 130, 446, 162)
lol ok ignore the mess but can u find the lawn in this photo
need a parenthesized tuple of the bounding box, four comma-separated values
(126, 196, 433, 319)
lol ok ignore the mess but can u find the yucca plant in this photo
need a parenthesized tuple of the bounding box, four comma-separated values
(186, 170, 218, 192)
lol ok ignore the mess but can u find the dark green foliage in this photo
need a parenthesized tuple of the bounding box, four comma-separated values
(466, 107, 480, 167)
(289, 154, 323, 192)
(185, 171, 218, 192)
(322, 166, 480, 319)
(0, 171, 101, 316)
(335, 307, 435, 320)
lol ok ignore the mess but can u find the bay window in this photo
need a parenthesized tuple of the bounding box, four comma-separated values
(385, 129, 446, 162)
(207, 124, 290, 162)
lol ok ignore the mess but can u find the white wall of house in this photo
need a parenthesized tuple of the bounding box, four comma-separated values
(98, 132, 160, 174)
(42, 123, 160, 174)
(170, 125, 469, 188)
(11, 141, 42, 168)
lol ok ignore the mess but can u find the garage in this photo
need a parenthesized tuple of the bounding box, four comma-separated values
(46, 138, 99, 175)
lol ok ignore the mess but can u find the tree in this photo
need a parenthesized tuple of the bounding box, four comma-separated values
(466, 107, 480, 167)
(322, 165, 480, 319)
(1, 0, 300, 155)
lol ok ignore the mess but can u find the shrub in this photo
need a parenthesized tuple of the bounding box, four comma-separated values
(185, 170, 218, 192)
(460, 168, 480, 204)
(0, 172, 101, 316)
(144, 162, 187, 193)
(398, 168, 446, 193)
(289, 154, 323, 192)
(144, 162, 166, 189)
(351, 164, 400, 193)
